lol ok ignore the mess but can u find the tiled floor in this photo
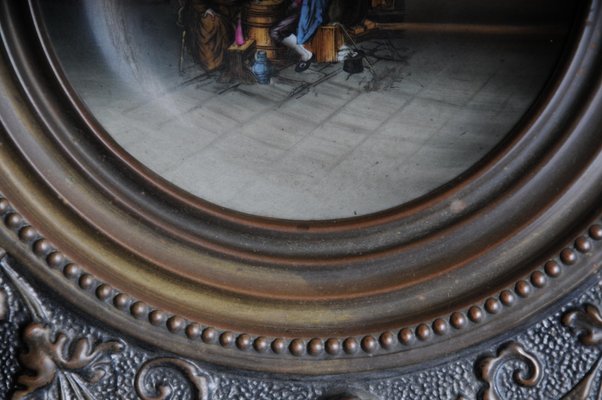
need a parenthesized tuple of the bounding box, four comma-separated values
(47, 4, 564, 220)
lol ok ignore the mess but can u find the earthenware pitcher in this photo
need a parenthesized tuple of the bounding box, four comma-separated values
(252, 50, 273, 84)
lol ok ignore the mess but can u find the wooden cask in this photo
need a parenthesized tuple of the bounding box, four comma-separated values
(244, 0, 288, 63)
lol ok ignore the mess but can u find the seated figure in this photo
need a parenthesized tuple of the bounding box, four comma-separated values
(182, 0, 246, 71)
(270, 0, 330, 72)
(270, 0, 369, 72)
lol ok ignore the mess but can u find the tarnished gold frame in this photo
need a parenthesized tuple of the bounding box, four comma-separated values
(0, 0, 601, 377)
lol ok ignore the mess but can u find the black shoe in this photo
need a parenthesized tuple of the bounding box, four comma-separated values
(295, 54, 315, 73)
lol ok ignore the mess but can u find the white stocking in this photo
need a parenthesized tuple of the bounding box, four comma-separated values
(282, 34, 313, 61)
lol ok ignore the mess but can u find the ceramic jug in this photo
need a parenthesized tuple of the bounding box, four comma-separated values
(252, 51, 273, 85)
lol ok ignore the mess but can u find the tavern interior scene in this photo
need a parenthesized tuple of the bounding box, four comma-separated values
(41, 0, 578, 220)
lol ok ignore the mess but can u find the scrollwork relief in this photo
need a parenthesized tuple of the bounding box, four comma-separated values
(563, 303, 602, 346)
(561, 303, 602, 399)
(134, 357, 213, 400)
(2, 247, 602, 399)
(0, 257, 123, 400)
(12, 323, 123, 400)
(476, 342, 543, 400)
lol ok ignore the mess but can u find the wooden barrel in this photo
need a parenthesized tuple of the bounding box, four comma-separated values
(244, 0, 289, 63)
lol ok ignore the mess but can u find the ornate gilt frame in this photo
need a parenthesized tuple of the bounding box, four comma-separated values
(0, 0, 601, 398)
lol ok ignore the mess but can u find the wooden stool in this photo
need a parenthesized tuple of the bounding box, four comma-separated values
(305, 24, 345, 63)
(219, 39, 257, 84)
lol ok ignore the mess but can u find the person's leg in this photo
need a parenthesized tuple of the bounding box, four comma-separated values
(270, 8, 313, 64)
(281, 34, 312, 62)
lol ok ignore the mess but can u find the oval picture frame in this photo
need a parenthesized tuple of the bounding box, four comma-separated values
(0, 0, 601, 379)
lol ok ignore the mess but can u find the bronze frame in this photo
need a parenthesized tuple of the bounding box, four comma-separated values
(0, 0, 601, 378)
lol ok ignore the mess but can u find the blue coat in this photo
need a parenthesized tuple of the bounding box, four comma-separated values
(297, 0, 329, 44)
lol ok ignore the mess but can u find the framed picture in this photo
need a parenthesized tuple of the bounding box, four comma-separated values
(0, 0, 600, 398)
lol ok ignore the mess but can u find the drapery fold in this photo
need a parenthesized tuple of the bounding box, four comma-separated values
(296, 0, 329, 44)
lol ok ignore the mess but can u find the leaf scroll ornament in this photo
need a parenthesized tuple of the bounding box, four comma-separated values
(561, 303, 602, 399)
(562, 303, 602, 346)
(12, 323, 123, 400)
(0, 257, 123, 399)
(135, 357, 213, 400)
(477, 342, 542, 400)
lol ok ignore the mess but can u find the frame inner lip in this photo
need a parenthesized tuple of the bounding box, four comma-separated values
(23, 0, 587, 254)
(25, 0, 578, 233)
(0, 0, 594, 292)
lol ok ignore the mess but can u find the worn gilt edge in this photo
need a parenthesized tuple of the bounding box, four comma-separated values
(0, 192, 600, 359)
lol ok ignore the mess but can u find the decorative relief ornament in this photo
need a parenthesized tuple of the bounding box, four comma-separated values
(1, 258, 123, 400)
(13, 323, 123, 400)
(476, 342, 543, 400)
(0, 0, 602, 397)
(135, 357, 213, 400)
(561, 303, 602, 399)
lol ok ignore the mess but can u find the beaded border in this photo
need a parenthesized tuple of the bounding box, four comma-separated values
(0, 193, 600, 358)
